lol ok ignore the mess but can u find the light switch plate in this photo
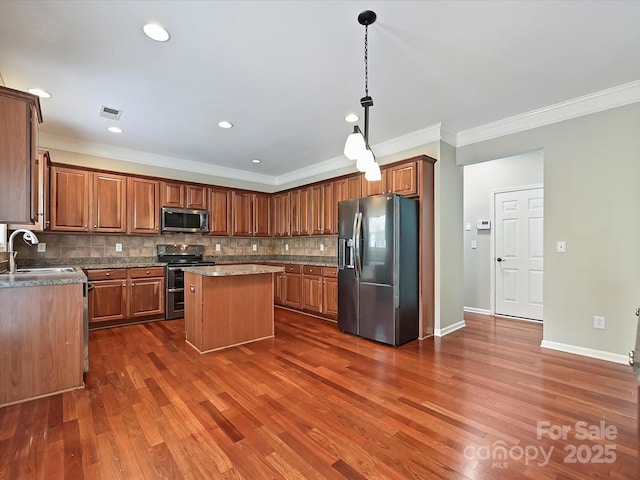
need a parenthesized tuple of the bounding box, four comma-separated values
(215, 244, 221, 252)
(252, 244, 257, 251)
(115, 243, 122, 252)
(465, 223, 471, 231)
(320, 244, 324, 252)
(37, 243, 46, 252)
(285, 244, 289, 251)
(471, 240, 477, 249)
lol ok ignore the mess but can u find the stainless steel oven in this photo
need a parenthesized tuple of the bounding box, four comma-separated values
(158, 244, 215, 319)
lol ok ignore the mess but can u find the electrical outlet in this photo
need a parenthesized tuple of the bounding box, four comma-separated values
(593, 316, 606, 329)
(37, 243, 46, 252)
(320, 244, 324, 252)
(471, 240, 477, 249)
(252, 244, 257, 252)
(285, 244, 289, 251)
(115, 243, 122, 252)
(215, 244, 221, 252)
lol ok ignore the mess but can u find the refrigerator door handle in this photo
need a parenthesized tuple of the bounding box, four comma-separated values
(354, 212, 363, 279)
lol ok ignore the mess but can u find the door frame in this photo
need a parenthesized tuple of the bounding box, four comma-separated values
(489, 183, 544, 319)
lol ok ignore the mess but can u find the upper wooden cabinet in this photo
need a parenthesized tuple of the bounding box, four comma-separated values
(208, 187, 232, 236)
(10, 150, 50, 231)
(290, 187, 310, 236)
(0, 86, 42, 224)
(161, 181, 207, 209)
(92, 172, 127, 233)
(127, 177, 160, 234)
(50, 166, 91, 232)
(388, 161, 418, 197)
(271, 192, 290, 237)
(309, 181, 335, 235)
(362, 171, 387, 197)
(232, 191, 270, 236)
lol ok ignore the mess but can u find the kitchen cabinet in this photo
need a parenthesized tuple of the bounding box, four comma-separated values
(50, 167, 127, 233)
(87, 267, 164, 326)
(161, 181, 207, 209)
(302, 265, 323, 313)
(290, 187, 310, 236)
(128, 176, 160, 234)
(0, 86, 42, 224)
(49, 166, 91, 231)
(322, 267, 338, 318)
(232, 191, 270, 236)
(9, 150, 50, 231)
(309, 182, 335, 235)
(274, 268, 286, 305)
(208, 187, 232, 236)
(283, 264, 302, 308)
(334, 175, 362, 232)
(0, 282, 83, 407)
(363, 171, 387, 197)
(271, 192, 291, 237)
(388, 161, 418, 197)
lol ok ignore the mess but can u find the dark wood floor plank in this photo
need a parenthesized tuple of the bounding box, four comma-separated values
(0, 310, 636, 478)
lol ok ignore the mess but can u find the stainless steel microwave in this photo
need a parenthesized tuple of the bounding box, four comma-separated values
(161, 207, 209, 233)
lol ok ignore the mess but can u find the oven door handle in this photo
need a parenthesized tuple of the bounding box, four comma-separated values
(167, 288, 185, 293)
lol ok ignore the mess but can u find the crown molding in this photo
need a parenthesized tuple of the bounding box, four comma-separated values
(39, 133, 278, 186)
(456, 80, 640, 147)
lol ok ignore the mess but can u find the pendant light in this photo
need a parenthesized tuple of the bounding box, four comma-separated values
(343, 10, 381, 181)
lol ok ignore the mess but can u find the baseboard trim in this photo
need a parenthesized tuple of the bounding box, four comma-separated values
(540, 340, 629, 365)
(435, 320, 466, 337)
(464, 307, 491, 315)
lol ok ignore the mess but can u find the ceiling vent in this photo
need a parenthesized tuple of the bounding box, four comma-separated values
(99, 105, 123, 120)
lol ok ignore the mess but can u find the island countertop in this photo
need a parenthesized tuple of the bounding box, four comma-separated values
(181, 264, 284, 276)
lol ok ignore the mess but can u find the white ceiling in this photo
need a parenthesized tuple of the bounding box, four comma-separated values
(1, 1, 639, 187)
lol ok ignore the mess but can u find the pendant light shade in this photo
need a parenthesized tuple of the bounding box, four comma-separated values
(356, 148, 375, 173)
(344, 126, 367, 160)
(364, 159, 382, 181)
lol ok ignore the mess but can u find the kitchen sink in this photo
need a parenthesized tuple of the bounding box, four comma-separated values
(13, 267, 76, 274)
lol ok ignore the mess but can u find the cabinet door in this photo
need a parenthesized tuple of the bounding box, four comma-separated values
(161, 181, 185, 207)
(322, 276, 338, 318)
(208, 187, 232, 236)
(186, 184, 207, 209)
(274, 272, 286, 305)
(253, 193, 271, 237)
(232, 191, 253, 236)
(302, 267, 323, 313)
(363, 170, 387, 197)
(347, 175, 362, 200)
(389, 161, 418, 197)
(271, 193, 290, 237)
(129, 277, 165, 318)
(128, 177, 160, 234)
(49, 166, 90, 231)
(9, 150, 49, 231)
(291, 188, 310, 236)
(284, 273, 302, 308)
(89, 279, 128, 323)
(309, 184, 323, 235)
(322, 182, 334, 235)
(0, 89, 40, 224)
(92, 172, 127, 232)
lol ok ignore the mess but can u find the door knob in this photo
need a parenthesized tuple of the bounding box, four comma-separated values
(496, 257, 505, 262)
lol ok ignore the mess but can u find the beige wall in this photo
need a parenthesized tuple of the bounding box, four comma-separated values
(458, 102, 640, 360)
(463, 150, 544, 311)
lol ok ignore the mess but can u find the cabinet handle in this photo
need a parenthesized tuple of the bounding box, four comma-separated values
(93, 224, 97, 228)
(122, 283, 126, 287)
(146, 270, 150, 274)
(131, 282, 135, 286)
(84, 224, 88, 228)
(190, 285, 195, 293)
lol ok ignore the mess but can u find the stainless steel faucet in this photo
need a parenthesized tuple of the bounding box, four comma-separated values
(8, 229, 39, 273)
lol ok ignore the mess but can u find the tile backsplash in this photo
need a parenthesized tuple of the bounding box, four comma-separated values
(12, 232, 338, 262)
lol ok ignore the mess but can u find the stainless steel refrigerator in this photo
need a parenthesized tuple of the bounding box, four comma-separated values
(338, 193, 419, 346)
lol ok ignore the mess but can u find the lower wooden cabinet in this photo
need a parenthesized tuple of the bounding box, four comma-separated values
(273, 263, 337, 321)
(87, 267, 165, 327)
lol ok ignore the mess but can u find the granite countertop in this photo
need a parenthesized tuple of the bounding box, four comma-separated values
(182, 264, 285, 276)
(0, 267, 87, 288)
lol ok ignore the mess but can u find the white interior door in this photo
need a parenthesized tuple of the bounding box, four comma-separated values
(494, 187, 544, 320)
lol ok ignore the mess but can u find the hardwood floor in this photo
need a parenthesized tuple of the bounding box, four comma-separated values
(0, 311, 637, 479)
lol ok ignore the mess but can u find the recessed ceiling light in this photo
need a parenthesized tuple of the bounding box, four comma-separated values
(218, 121, 233, 129)
(143, 23, 170, 42)
(251, 159, 262, 164)
(28, 88, 52, 98)
(108, 126, 123, 133)
(345, 113, 359, 123)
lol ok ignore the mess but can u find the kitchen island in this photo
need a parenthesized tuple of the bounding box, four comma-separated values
(182, 264, 285, 353)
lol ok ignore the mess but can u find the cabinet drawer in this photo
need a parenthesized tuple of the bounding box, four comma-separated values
(130, 267, 165, 278)
(303, 265, 321, 276)
(322, 267, 338, 278)
(85, 268, 127, 281)
(285, 264, 302, 274)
